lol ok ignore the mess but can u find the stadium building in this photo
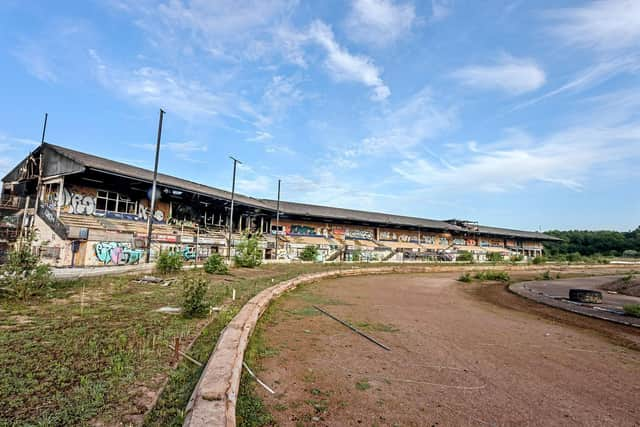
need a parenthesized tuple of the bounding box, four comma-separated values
(0, 143, 558, 267)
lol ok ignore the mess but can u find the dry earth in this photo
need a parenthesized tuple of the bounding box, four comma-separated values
(254, 272, 640, 426)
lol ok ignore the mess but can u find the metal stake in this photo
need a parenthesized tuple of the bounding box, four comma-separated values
(145, 109, 165, 263)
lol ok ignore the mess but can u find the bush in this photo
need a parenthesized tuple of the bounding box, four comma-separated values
(181, 277, 209, 317)
(474, 270, 511, 282)
(203, 253, 228, 274)
(156, 251, 183, 274)
(487, 252, 504, 262)
(456, 251, 473, 262)
(566, 252, 583, 263)
(510, 254, 524, 262)
(351, 249, 362, 262)
(299, 245, 319, 262)
(532, 255, 546, 265)
(623, 304, 640, 318)
(458, 272, 472, 283)
(539, 270, 552, 280)
(0, 238, 52, 300)
(235, 234, 262, 268)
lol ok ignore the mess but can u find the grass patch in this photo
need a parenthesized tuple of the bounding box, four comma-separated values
(354, 321, 399, 333)
(473, 270, 511, 282)
(458, 272, 472, 283)
(355, 380, 371, 391)
(623, 304, 640, 318)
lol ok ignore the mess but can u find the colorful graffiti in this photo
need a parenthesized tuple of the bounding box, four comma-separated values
(453, 238, 466, 245)
(290, 224, 316, 235)
(422, 236, 435, 244)
(57, 186, 165, 223)
(346, 229, 374, 240)
(439, 237, 450, 246)
(95, 242, 143, 265)
(182, 246, 196, 260)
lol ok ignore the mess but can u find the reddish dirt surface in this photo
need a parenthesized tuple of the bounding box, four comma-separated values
(254, 272, 640, 426)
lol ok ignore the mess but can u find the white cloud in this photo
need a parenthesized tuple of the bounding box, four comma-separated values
(309, 20, 390, 101)
(345, 0, 416, 47)
(513, 54, 640, 110)
(431, 0, 452, 22)
(89, 49, 262, 123)
(393, 124, 640, 193)
(546, 0, 640, 51)
(246, 131, 274, 142)
(131, 140, 208, 162)
(452, 55, 545, 95)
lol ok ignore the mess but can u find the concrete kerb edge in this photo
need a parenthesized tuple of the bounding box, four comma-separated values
(183, 263, 624, 427)
(508, 281, 640, 328)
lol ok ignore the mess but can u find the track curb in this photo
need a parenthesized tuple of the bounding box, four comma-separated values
(182, 263, 624, 426)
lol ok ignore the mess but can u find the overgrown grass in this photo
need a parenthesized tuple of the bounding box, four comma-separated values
(473, 270, 511, 282)
(623, 304, 640, 318)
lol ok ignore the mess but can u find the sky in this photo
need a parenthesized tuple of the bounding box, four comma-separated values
(0, 0, 639, 231)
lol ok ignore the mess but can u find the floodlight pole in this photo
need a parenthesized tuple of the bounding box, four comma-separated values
(145, 109, 165, 263)
(274, 179, 281, 260)
(227, 156, 241, 262)
(31, 113, 48, 233)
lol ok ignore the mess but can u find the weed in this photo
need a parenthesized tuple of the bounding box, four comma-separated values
(299, 245, 319, 262)
(203, 253, 228, 275)
(156, 251, 183, 274)
(473, 270, 511, 282)
(458, 272, 472, 283)
(456, 251, 473, 262)
(623, 304, 640, 318)
(355, 380, 371, 391)
(181, 277, 209, 318)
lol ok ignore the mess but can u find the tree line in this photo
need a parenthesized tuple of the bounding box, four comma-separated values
(543, 227, 640, 257)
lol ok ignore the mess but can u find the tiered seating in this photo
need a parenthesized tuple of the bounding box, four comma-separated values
(59, 213, 106, 230)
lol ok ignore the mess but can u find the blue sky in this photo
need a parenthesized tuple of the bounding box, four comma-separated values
(1, 0, 639, 231)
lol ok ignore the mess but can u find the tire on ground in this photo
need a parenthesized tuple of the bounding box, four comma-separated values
(569, 289, 603, 304)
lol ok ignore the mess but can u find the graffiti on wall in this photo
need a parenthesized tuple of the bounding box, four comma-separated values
(290, 224, 316, 235)
(55, 186, 165, 223)
(439, 237, 449, 246)
(346, 229, 373, 240)
(95, 242, 143, 265)
(422, 236, 435, 244)
(453, 238, 466, 245)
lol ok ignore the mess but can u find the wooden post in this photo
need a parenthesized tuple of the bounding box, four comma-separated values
(174, 337, 180, 363)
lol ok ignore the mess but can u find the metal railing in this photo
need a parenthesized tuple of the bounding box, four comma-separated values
(37, 205, 68, 240)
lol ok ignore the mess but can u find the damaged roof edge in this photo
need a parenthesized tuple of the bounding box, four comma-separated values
(5, 143, 559, 241)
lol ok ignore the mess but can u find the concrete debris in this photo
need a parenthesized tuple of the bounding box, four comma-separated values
(156, 306, 182, 314)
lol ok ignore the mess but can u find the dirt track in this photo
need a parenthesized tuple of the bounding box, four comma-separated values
(254, 273, 640, 426)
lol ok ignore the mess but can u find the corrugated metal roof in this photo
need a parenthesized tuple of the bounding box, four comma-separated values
(43, 143, 271, 210)
(29, 143, 559, 241)
(260, 200, 463, 232)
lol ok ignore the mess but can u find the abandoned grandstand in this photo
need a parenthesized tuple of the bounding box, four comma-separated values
(0, 143, 558, 267)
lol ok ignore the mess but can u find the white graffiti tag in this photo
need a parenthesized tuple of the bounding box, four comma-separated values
(71, 194, 96, 215)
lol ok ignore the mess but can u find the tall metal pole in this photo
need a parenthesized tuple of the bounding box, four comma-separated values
(145, 109, 165, 263)
(227, 156, 241, 262)
(275, 179, 281, 260)
(31, 113, 48, 233)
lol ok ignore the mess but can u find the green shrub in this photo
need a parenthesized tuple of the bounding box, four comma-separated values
(539, 270, 552, 280)
(532, 255, 546, 265)
(623, 304, 640, 318)
(456, 251, 473, 262)
(458, 272, 472, 283)
(487, 252, 504, 262)
(474, 270, 510, 282)
(234, 234, 262, 268)
(299, 245, 319, 261)
(0, 238, 53, 300)
(566, 252, 583, 263)
(181, 277, 209, 317)
(156, 251, 183, 274)
(510, 254, 524, 262)
(351, 249, 362, 262)
(203, 253, 228, 274)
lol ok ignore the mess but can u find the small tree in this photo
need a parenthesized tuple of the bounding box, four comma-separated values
(156, 251, 183, 274)
(234, 234, 262, 268)
(456, 251, 473, 262)
(532, 255, 546, 265)
(0, 235, 52, 300)
(181, 277, 209, 317)
(487, 252, 503, 262)
(351, 249, 362, 262)
(204, 253, 228, 274)
(299, 245, 319, 261)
